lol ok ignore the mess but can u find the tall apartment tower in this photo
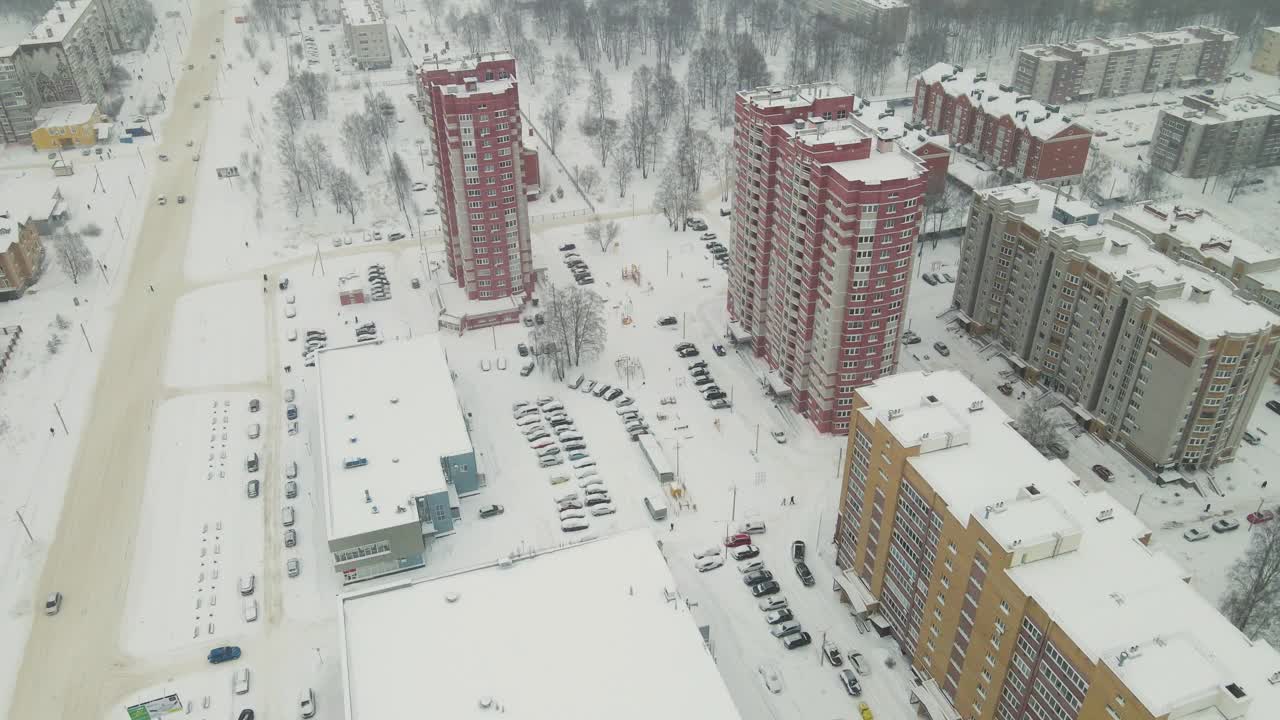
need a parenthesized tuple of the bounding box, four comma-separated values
(421, 54, 535, 316)
(0, 47, 38, 145)
(834, 370, 1280, 720)
(19, 0, 112, 107)
(1013, 26, 1237, 104)
(728, 83, 927, 434)
(952, 183, 1280, 470)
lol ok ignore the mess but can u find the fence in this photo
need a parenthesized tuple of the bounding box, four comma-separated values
(0, 324, 22, 380)
(519, 109, 596, 214)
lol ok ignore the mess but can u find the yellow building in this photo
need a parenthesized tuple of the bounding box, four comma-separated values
(30, 102, 100, 151)
(834, 370, 1280, 720)
(1254, 27, 1280, 77)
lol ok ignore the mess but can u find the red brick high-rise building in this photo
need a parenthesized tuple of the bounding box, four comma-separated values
(727, 82, 928, 434)
(420, 53, 537, 326)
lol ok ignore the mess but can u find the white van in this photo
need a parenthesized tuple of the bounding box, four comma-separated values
(285, 461, 298, 479)
(233, 667, 250, 695)
(242, 597, 258, 623)
(644, 495, 668, 521)
(300, 688, 316, 717)
(282, 506, 295, 527)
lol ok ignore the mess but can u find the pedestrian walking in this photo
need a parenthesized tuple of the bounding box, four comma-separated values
(790, 496, 795, 505)
(149, 284, 155, 292)
(49, 427, 55, 436)
(781, 497, 786, 506)
(669, 522, 674, 531)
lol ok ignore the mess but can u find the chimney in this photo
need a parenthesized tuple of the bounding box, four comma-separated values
(793, 118, 805, 131)
(1110, 239, 1130, 255)
(46, 27, 54, 38)
(58, 11, 65, 22)
(1189, 285, 1213, 303)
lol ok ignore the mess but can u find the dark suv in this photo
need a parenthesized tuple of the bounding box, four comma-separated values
(795, 561, 815, 586)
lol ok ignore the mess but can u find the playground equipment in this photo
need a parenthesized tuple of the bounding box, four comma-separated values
(623, 264, 642, 286)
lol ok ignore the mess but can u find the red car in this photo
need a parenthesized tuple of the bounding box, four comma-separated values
(1247, 510, 1275, 525)
(1091, 464, 1114, 482)
(724, 533, 752, 548)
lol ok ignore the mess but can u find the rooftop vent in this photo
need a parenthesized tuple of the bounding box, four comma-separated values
(1024, 484, 1041, 496)
(1225, 683, 1247, 700)
(1267, 671, 1280, 686)
(1189, 284, 1213, 303)
(1110, 239, 1130, 255)
(1096, 508, 1115, 522)
(887, 408, 903, 420)
(968, 400, 985, 413)
(794, 119, 806, 130)
(924, 394, 940, 404)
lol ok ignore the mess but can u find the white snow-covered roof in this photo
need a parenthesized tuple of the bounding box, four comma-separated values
(856, 371, 1280, 720)
(779, 117, 927, 185)
(1021, 26, 1237, 59)
(1117, 203, 1276, 266)
(22, 0, 93, 45)
(340, 0, 384, 25)
(34, 102, 98, 129)
(918, 62, 1084, 140)
(339, 530, 745, 720)
(317, 336, 471, 541)
(739, 81, 850, 110)
(1165, 94, 1280, 125)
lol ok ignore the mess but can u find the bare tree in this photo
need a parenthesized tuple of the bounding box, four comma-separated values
(653, 154, 702, 230)
(301, 134, 332, 191)
(341, 112, 380, 175)
(295, 71, 330, 119)
(329, 167, 365, 223)
(273, 87, 303, 135)
(257, 58, 273, 76)
(540, 104, 566, 155)
(281, 175, 305, 217)
(387, 151, 415, 224)
(1222, 520, 1280, 637)
(53, 228, 94, 284)
(362, 89, 395, 152)
(1079, 154, 1115, 203)
(553, 53, 579, 98)
(574, 165, 602, 195)
(587, 69, 613, 133)
(584, 217, 621, 251)
(541, 283, 608, 369)
(1016, 397, 1061, 451)
(276, 134, 307, 195)
(611, 152, 633, 198)
(513, 36, 545, 85)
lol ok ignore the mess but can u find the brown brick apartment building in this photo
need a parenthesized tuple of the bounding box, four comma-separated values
(834, 370, 1280, 720)
(0, 214, 44, 300)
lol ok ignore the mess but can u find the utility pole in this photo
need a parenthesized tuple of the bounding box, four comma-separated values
(127, 176, 136, 198)
(137, 146, 145, 168)
(730, 485, 737, 522)
(53, 402, 69, 434)
(15, 510, 34, 543)
(754, 424, 760, 454)
(80, 323, 94, 352)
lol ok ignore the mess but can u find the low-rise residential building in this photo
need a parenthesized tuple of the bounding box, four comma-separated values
(0, 213, 45, 300)
(317, 336, 478, 584)
(952, 183, 1280, 470)
(340, 0, 391, 70)
(728, 82, 929, 433)
(802, 0, 909, 43)
(30, 102, 100, 150)
(1149, 93, 1280, 178)
(19, 0, 112, 108)
(339, 530, 743, 720)
(834, 370, 1280, 720)
(0, 46, 38, 145)
(1013, 27, 1237, 104)
(914, 63, 1093, 183)
(1255, 27, 1280, 76)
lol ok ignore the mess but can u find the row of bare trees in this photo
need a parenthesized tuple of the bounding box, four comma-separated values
(531, 284, 608, 380)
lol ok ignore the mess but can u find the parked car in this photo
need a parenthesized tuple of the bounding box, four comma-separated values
(922, 274, 938, 286)
(743, 570, 774, 586)
(758, 596, 788, 612)
(44, 592, 62, 616)
(764, 608, 794, 625)
(479, 504, 505, 518)
(932, 341, 950, 357)
(770, 621, 802, 638)
(208, 646, 242, 664)
(823, 640, 843, 666)
(1248, 510, 1275, 525)
(730, 545, 760, 560)
(1183, 527, 1209, 542)
(758, 664, 783, 694)
(725, 533, 752, 548)
(791, 540, 806, 562)
(782, 632, 812, 650)
(1212, 518, 1240, 533)
(795, 561, 815, 586)
(300, 688, 316, 718)
(751, 580, 781, 597)
(1092, 464, 1114, 482)
(771, 430, 787, 444)
(840, 668, 863, 696)
(738, 560, 766, 575)
(739, 520, 767, 535)
(561, 517, 590, 532)
(1267, 400, 1280, 415)
(287, 558, 301, 577)
(657, 315, 678, 327)
(696, 556, 724, 572)
(1243, 430, 1261, 446)
(712, 343, 727, 356)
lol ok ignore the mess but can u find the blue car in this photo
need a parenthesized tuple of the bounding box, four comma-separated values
(208, 646, 242, 664)
(286, 404, 298, 420)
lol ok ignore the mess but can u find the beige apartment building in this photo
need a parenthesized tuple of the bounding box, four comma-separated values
(1149, 94, 1280, 178)
(803, 0, 909, 43)
(834, 370, 1280, 720)
(952, 184, 1280, 470)
(1253, 27, 1280, 76)
(19, 0, 112, 108)
(341, 0, 391, 70)
(1013, 27, 1236, 104)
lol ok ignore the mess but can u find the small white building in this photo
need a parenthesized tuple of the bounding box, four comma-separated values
(340, 0, 390, 70)
(339, 530, 744, 720)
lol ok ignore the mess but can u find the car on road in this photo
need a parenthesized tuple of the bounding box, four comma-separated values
(285, 528, 297, 547)
(157, 195, 167, 205)
(771, 430, 786, 444)
(696, 556, 724, 572)
(1183, 527, 1209, 542)
(730, 544, 759, 560)
(1092, 464, 1114, 482)
(1212, 518, 1240, 533)
(479, 504, 505, 518)
(922, 273, 938, 286)
(725, 533, 752, 547)
(823, 640, 843, 666)
(751, 580, 781, 597)
(208, 646, 242, 664)
(758, 664, 783, 694)
(657, 315, 678, 327)
(234, 667, 250, 695)
(247, 423, 260, 439)
(1248, 510, 1275, 525)
(758, 596, 787, 612)
(739, 520, 766, 535)
(1267, 400, 1280, 415)
(177, 195, 186, 204)
(1046, 442, 1069, 459)
(239, 574, 255, 596)
(300, 688, 316, 718)
(558, 243, 576, 251)
(764, 609, 794, 625)
(247, 479, 259, 498)
(932, 341, 950, 357)
(287, 558, 300, 577)
(286, 403, 298, 420)
(237, 710, 254, 720)
(795, 561, 815, 586)
(1243, 430, 1261, 446)
(44, 592, 62, 616)
(249, 398, 260, 412)
(840, 669, 862, 696)
(791, 540, 806, 562)
(782, 631, 812, 650)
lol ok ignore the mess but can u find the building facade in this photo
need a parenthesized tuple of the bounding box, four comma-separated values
(1013, 27, 1238, 104)
(0, 47, 38, 145)
(19, 0, 112, 108)
(914, 63, 1093, 183)
(952, 184, 1280, 470)
(834, 370, 1280, 720)
(0, 216, 44, 300)
(727, 83, 928, 434)
(1254, 27, 1280, 76)
(340, 0, 391, 70)
(803, 0, 909, 43)
(420, 53, 536, 311)
(1149, 94, 1280, 178)
(30, 102, 100, 150)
